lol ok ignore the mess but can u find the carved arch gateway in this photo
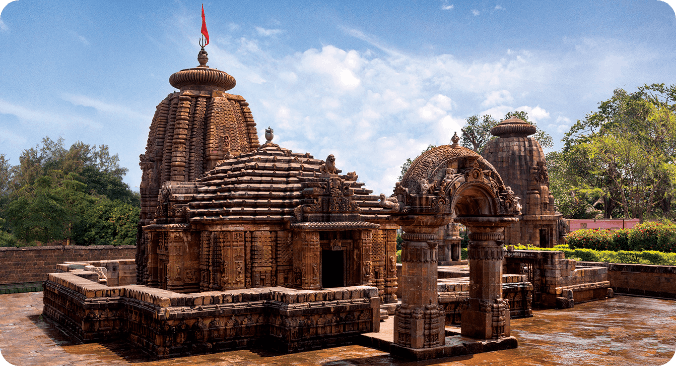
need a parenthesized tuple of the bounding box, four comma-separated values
(388, 135, 521, 352)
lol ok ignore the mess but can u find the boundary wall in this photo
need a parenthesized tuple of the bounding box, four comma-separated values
(0, 246, 136, 292)
(578, 261, 676, 299)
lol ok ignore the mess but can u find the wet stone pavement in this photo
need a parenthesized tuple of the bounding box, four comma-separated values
(0, 292, 675, 366)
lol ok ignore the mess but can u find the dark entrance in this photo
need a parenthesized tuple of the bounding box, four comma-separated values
(322, 250, 344, 288)
(539, 228, 549, 247)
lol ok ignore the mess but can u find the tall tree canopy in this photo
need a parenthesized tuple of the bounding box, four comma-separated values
(550, 84, 676, 220)
(0, 137, 139, 246)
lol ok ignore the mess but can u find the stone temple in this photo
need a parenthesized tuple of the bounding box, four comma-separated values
(136, 47, 398, 300)
(42, 42, 611, 361)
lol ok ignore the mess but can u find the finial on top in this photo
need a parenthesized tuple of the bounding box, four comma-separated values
(265, 127, 274, 143)
(451, 132, 460, 147)
(197, 47, 209, 67)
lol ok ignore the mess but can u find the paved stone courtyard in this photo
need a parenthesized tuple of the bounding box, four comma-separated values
(0, 292, 674, 365)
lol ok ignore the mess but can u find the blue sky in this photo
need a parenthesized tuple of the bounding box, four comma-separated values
(1, 1, 676, 196)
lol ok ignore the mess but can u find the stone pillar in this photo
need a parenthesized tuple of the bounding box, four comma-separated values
(383, 226, 399, 303)
(394, 231, 445, 349)
(458, 220, 511, 339)
(439, 222, 462, 265)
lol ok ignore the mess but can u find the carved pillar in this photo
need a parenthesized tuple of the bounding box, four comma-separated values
(166, 231, 185, 291)
(199, 231, 211, 291)
(292, 230, 321, 290)
(394, 230, 445, 349)
(457, 219, 512, 339)
(359, 230, 373, 286)
(147, 231, 159, 287)
(383, 225, 399, 303)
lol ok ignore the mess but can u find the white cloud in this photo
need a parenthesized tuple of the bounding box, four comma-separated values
(0, 98, 101, 129)
(515, 105, 550, 122)
(0, 0, 18, 31)
(472, 9, 480, 16)
(495, 5, 505, 11)
(442, 4, 454, 10)
(255, 26, 283, 37)
(62, 94, 149, 121)
(553, 116, 571, 133)
(482, 90, 513, 107)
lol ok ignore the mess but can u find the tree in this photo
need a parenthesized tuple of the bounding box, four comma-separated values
(0, 137, 140, 246)
(461, 115, 498, 153)
(553, 84, 676, 220)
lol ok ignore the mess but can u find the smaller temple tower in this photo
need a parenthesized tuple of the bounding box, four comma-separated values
(482, 117, 561, 247)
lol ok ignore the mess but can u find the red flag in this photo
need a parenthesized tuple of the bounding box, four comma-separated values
(201, 5, 209, 46)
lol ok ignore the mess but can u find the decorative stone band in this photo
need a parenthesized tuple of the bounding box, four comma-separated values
(291, 221, 380, 230)
(401, 242, 438, 263)
(469, 232, 503, 242)
(143, 223, 190, 231)
(169, 67, 237, 91)
(401, 233, 437, 242)
(468, 245, 505, 261)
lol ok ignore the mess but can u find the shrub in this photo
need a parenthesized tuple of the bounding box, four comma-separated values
(566, 222, 676, 253)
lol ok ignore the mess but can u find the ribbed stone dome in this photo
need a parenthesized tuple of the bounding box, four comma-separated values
(169, 48, 236, 91)
(400, 140, 504, 195)
(490, 116, 537, 138)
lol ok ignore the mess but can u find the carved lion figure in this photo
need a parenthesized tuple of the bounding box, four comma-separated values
(320, 154, 339, 175)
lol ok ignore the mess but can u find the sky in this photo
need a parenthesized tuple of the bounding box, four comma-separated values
(1, 0, 676, 196)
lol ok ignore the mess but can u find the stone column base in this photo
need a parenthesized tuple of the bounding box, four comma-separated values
(394, 304, 445, 349)
(461, 299, 510, 339)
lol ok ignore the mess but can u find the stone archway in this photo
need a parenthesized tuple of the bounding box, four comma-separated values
(388, 134, 520, 352)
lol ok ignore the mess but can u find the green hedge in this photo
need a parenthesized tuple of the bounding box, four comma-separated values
(398, 245, 675, 265)
(513, 244, 676, 266)
(566, 222, 676, 253)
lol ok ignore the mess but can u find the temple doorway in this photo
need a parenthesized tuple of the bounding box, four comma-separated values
(539, 228, 549, 247)
(322, 249, 345, 288)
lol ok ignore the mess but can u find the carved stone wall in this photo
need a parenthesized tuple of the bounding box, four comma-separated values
(43, 271, 379, 358)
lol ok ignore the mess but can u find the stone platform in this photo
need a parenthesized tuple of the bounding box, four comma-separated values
(43, 272, 381, 358)
(359, 316, 517, 361)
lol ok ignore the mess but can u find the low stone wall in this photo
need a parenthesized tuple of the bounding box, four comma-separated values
(504, 250, 610, 308)
(437, 274, 533, 324)
(578, 261, 676, 299)
(56, 259, 136, 286)
(0, 246, 136, 286)
(43, 271, 380, 357)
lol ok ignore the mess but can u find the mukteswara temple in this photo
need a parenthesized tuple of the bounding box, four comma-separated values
(43, 44, 611, 360)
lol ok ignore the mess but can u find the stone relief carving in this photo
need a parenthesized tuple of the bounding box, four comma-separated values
(378, 193, 400, 211)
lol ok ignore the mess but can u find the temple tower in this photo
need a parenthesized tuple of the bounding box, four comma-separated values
(138, 47, 260, 228)
(482, 117, 561, 247)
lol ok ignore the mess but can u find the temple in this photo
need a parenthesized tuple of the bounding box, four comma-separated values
(136, 47, 398, 301)
(42, 33, 610, 361)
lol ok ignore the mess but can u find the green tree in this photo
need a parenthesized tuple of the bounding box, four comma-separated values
(553, 84, 676, 220)
(1, 137, 140, 246)
(461, 115, 499, 153)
